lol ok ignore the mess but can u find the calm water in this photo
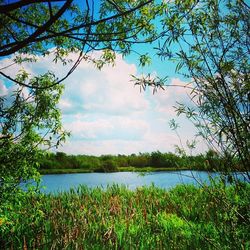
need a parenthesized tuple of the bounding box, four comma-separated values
(40, 170, 223, 193)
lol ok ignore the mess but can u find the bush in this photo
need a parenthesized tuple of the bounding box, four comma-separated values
(96, 159, 118, 172)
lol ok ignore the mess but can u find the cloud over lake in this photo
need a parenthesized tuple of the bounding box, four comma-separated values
(0, 52, 206, 155)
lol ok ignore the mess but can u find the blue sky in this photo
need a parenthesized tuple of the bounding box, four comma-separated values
(0, 46, 208, 156)
(0, 0, 208, 155)
(57, 53, 202, 156)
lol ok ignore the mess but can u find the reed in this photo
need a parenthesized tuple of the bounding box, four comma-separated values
(1, 183, 249, 249)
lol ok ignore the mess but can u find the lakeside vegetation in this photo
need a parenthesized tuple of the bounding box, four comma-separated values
(39, 150, 242, 174)
(1, 183, 249, 249)
(0, 1, 249, 249)
(39, 166, 190, 175)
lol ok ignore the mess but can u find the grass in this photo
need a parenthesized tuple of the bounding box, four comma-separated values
(117, 166, 190, 172)
(1, 182, 249, 249)
(39, 168, 92, 174)
(39, 166, 190, 174)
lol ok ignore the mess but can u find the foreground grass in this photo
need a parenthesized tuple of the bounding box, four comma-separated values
(1, 183, 249, 249)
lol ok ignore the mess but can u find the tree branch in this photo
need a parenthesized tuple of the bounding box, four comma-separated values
(0, 0, 153, 56)
(0, 0, 66, 14)
(0, 0, 73, 56)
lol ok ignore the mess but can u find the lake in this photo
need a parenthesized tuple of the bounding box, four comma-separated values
(39, 170, 226, 193)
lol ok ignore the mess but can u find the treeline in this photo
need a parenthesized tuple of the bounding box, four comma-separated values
(39, 150, 234, 173)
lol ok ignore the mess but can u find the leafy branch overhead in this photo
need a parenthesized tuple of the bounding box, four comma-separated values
(0, 0, 161, 199)
(134, 0, 250, 177)
(0, 0, 161, 89)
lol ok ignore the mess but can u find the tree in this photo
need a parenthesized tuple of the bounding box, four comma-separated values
(136, 0, 249, 180)
(0, 0, 161, 199)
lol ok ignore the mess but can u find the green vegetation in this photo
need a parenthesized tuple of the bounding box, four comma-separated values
(139, 0, 250, 177)
(39, 150, 237, 174)
(1, 1, 249, 249)
(0, 0, 160, 204)
(1, 183, 249, 249)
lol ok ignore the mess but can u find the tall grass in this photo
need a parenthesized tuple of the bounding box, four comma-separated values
(1, 183, 249, 249)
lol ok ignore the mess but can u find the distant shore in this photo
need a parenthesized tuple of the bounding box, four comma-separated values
(39, 166, 191, 174)
(39, 151, 243, 175)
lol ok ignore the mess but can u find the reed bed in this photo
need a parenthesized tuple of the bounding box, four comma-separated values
(1, 183, 249, 249)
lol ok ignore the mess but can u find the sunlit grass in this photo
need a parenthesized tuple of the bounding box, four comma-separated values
(1, 183, 249, 249)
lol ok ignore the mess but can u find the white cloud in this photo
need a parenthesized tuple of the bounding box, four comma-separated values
(0, 51, 206, 155)
(0, 80, 8, 96)
(64, 116, 149, 141)
(153, 78, 192, 115)
(57, 53, 149, 116)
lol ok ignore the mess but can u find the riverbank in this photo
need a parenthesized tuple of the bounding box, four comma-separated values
(1, 183, 249, 249)
(39, 150, 230, 174)
(39, 166, 190, 174)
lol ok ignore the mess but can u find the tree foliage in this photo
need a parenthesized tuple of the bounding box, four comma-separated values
(39, 151, 224, 173)
(0, 0, 161, 199)
(138, 0, 250, 179)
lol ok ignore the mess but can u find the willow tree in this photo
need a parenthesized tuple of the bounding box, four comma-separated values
(137, 0, 249, 179)
(0, 0, 160, 198)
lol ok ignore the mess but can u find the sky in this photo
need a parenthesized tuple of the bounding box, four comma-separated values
(0, 48, 208, 156)
(0, 0, 209, 156)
